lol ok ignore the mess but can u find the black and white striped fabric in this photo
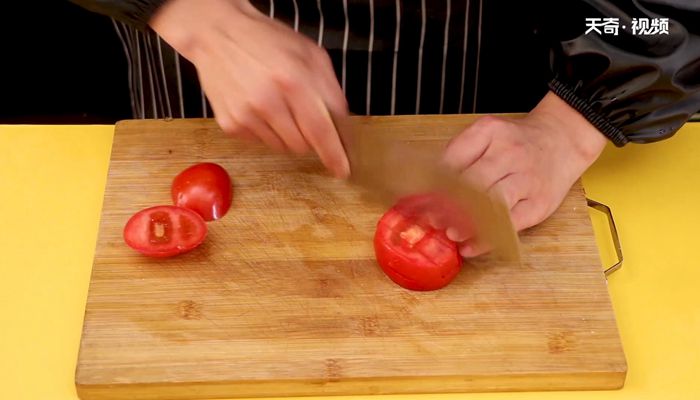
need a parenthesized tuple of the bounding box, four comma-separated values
(112, 0, 548, 119)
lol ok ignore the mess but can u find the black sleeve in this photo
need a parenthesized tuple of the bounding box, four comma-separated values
(70, 0, 166, 30)
(539, 0, 700, 145)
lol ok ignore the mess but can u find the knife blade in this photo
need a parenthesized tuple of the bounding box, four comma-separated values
(336, 116, 521, 262)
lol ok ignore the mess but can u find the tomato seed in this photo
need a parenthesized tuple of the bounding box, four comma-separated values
(154, 223, 165, 238)
(149, 211, 173, 244)
(400, 225, 426, 247)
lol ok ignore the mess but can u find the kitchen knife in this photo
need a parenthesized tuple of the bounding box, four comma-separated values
(336, 116, 521, 262)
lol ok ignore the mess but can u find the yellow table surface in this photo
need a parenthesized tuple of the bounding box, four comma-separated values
(1, 122, 698, 400)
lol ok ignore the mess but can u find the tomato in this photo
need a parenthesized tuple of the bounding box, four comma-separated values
(123, 205, 207, 257)
(171, 163, 233, 221)
(374, 195, 463, 291)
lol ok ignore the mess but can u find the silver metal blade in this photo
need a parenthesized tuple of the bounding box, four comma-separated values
(337, 116, 521, 262)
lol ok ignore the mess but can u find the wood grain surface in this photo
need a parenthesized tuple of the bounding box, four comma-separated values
(75, 116, 626, 399)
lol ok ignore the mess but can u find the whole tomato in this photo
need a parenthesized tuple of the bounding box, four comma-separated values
(171, 163, 233, 221)
(374, 195, 463, 291)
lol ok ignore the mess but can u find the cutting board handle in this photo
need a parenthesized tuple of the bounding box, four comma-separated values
(587, 198, 624, 277)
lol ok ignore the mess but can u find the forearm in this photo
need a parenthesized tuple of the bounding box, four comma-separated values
(148, 0, 253, 62)
(529, 91, 607, 166)
(539, 0, 700, 145)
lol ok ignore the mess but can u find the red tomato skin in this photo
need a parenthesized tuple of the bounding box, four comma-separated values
(171, 163, 233, 221)
(123, 205, 207, 258)
(373, 208, 462, 291)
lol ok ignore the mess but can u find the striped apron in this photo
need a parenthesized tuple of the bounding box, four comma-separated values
(111, 0, 548, 119)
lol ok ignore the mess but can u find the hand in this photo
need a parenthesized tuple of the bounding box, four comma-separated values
(150, 0, 350, 178)
(443, 91, 607, 257)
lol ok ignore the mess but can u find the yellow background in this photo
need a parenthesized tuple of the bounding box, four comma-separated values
(1, 123, 698, 399)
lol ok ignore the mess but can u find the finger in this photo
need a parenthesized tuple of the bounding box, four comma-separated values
(213, 107, 260, 144)
(445, 212, 477, 242)
(242, 105, 307, 153)
(250, 93, 308, 153)
(204, 39, 302, 153)
(446, 227, 472, 242)
(510, 199, 544, 231)
(459, 238, 493, 258)
(397, 193, 457, 229)
(487, 173, 529, 210)
(232, 117, 276, 146)
(286, 85, 350, 178)
(224, 119, 260, 143)
(459, 152, 511, 191)
(428, 213, 448, 230)
(239, 110, 287, 152)
(395, 194, 476, 242)
(442, 118, 499, 170)
(201, 86, 259, 143)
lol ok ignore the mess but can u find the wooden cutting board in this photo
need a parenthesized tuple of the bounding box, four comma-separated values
(76, 116, 626, 400)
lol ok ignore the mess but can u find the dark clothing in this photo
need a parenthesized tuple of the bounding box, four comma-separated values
(71, 0, 700, 145)
(70, 0, 166, 30)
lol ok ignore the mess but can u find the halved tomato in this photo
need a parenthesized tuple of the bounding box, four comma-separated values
(374, 195, 463, 291)
(123, 205, 207, 257)
(172, 163, 233, 221)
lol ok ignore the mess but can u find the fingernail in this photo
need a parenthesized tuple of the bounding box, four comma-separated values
(427, 214, 443, 229)
(446, 227, 463, 242)
(460, 241, 492, 258)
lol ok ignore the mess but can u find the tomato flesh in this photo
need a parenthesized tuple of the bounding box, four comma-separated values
(148, 211, 173, 244)
(124, 205, 207, 257)
(172, 163, 233, 221)
(374, 197, 462, 291)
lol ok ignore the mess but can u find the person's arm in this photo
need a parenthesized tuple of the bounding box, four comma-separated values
(443, 1, 700, 257)
(73, 0, 350, 178)
(541, 0, 700, 145)
(70, 0, 166, 30)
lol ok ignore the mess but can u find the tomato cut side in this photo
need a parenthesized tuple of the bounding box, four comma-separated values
(374, 197, 462, 291)
(172, 162, 233, 221)
(123, 205, 207, 257)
